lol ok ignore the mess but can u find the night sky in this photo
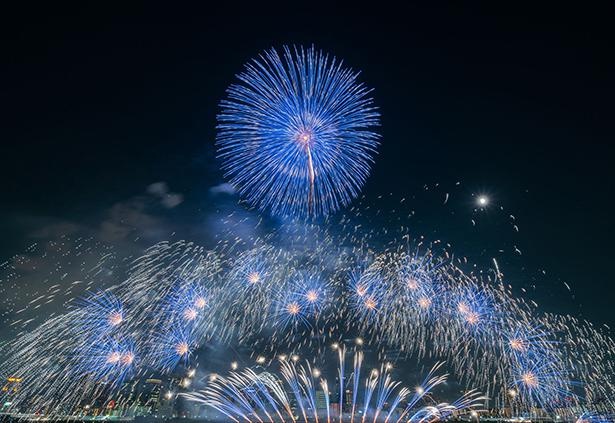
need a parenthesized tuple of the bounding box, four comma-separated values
(2, 4, 614, 332)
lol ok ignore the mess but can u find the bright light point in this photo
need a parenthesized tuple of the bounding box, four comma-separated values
(471, 411, 478, 417)
(385, 362, 393, 370)
(181, 378, 191, 388)
(183, 307, 198, 321)
(312, 368, 321, 378)
(355, 337, 364, 345)
(296, 130, 313, 147)
(108, 311, 123, 327)
(509, 338, 526, 352)
(477, 196, 489, 207)
(465, 311, 480, 325)
(331, 342, 339, 350)
(256, 356, 266, 364)
(306, 290, 319, 303)
(175, 342, 189, 357)
(106, 351, 121, 364)
(121, 352, 135, 365)
(278, 354, 287, 361)
(187, 369, 196, 378)
(508, 388, 517, 397)
(521, 371, 538, 388)
(165, 391, 174, 400)
(415, 386, 424, 395)
(230, 361, 238, 370)
(418, 297, 431, 309)
(406, 278, 418, 290)
(194, 296, 207, 309)
(291, 354, 300, 362)
(209, 374, 218, 382)
(457, 302, 470, 315)
(247, 272, 261, 284)
(286, 301, 300, 315)
(364, 297, 377, 310)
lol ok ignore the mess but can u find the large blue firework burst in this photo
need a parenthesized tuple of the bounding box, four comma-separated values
(217, 45, 380, 219)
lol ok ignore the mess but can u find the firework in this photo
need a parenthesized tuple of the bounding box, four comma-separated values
(511, 355, 574, 410)
(295, 272, 329, 314)
(76, 336, 136, 385)
(449, 284, 498, 332)
(274, 290, 311, 328)
(504, 324, 559, 365)
(151, 323, 196, 372)
(217, 45, 380, 219)
(577, 412, 615, 423)
(158, 279, 211, 336)
(1, 235, 614, 418)
(184, 346, 485, 422)
(73, 291, 124, 338)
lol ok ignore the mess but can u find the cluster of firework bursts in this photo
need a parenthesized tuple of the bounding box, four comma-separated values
(1, 45, 614, 422)
(1, 225, 614, 419)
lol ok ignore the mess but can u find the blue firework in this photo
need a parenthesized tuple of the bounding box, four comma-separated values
(75, 291, 124, 338)
(76, 336, 136, 385)
(348, 268, 384, 320)
(511, 356, 574, 410)
(294, 272, 328, 313)
(153, 323, 196, 372)
(273, 289, 311, 328)
(397, 252, 443, 318)
(232, 249, 271, 289)
(505, 324, 559, 364)
(450, 285, 497, 333)
(217, 45, 380, 219)
(161, 279, 209, 329)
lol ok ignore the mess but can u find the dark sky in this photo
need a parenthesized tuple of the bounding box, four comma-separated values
(2, 5, 614, 328)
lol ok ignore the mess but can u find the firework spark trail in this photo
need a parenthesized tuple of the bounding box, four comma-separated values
(350, 350, 363, 423)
